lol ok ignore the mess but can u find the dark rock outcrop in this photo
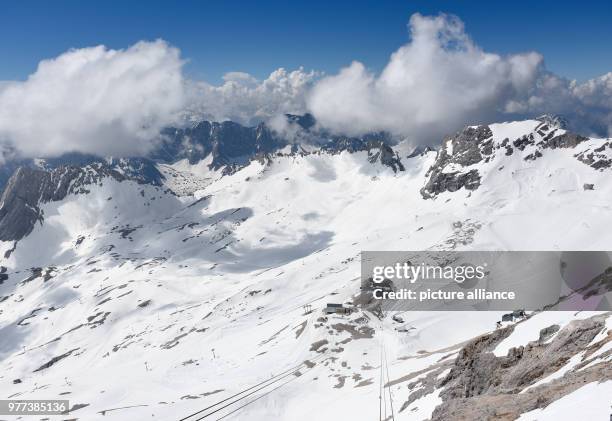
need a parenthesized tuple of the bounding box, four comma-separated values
(321, 136, 405, 172)
(575, 139, 612, 170)
(158, 114, 404, 173)
(0, 163, 138, 241)
(157, 120, 284, 168)
(421, 116, 611, 199)
(421, 125, 492, 198)
(0, 153, 165, 241)
(407, 145, 434, 158)
(540, 132, 588, 149)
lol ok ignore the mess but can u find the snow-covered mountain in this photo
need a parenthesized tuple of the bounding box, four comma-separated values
(0, 116, 611, 420)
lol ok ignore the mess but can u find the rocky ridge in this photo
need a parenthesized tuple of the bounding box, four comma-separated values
(430, 313, 612, 420)
(421, 115, 612, 199)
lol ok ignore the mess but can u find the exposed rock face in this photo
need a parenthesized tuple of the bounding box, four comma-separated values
(369, 143, 405, 172)
(107, 158, 165, 186)
(431, 313, 612, 421)
(575, 139, 612, 170)
(421, 125, 492, 198)
(157, 121, 278, 167)
(539, 132, 588, 149)
(422, 170, 481, 198)
(536, 114, 568, 131)
(0, 159, 30, 200)
(286, 113, 316, 130)
(0, 155, 164, 198)
(322, 136, 405, 172)
(407, 145, 434, 158)
(421, 116, 612, 199)
(437, 324, 515, 399)
(158, 114, 404, 172)
(0, 164, 126, 241)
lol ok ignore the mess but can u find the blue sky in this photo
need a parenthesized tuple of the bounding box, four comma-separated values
(1, 0, 611, 83)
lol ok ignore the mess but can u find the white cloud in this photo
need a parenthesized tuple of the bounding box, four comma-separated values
(176, 16, 610, 141)
(0, 40, 185, 159)
(510, 71, 612, 137)
(307, 13, 546, 142)
(183, 67, 317, 126)
(0, 15, 610, 162)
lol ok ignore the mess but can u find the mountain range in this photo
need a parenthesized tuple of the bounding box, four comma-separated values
(0, 114, 611, 420)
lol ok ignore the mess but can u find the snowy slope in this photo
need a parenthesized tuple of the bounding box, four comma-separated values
(0, 118, 611, 420)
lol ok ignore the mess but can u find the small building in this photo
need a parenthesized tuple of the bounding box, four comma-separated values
(502, 309, 526, 322)
(324, 303, 351, 315)
(501, 313, 515, 322)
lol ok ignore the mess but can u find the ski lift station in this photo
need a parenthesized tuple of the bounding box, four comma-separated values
(324, 303, 352, 314)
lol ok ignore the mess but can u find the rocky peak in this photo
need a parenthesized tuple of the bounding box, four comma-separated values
(421, 118, 611, 199)
(285, 113, 316, 130)
(407, 144, 435, 158)
(432, 313, 611, 420)
(157, 114, 404, 173)
(0, 161, 160, 242)
(320, 136, 405, 172)
(537, 114, 569, 130)
(157, 120, 282, 169)
(420, 125, 493, 199)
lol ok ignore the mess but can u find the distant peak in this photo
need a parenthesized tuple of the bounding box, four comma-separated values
(407, 145, 434, 158)
(536, 114, 568, 130)
(284, 113, 316, 130)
